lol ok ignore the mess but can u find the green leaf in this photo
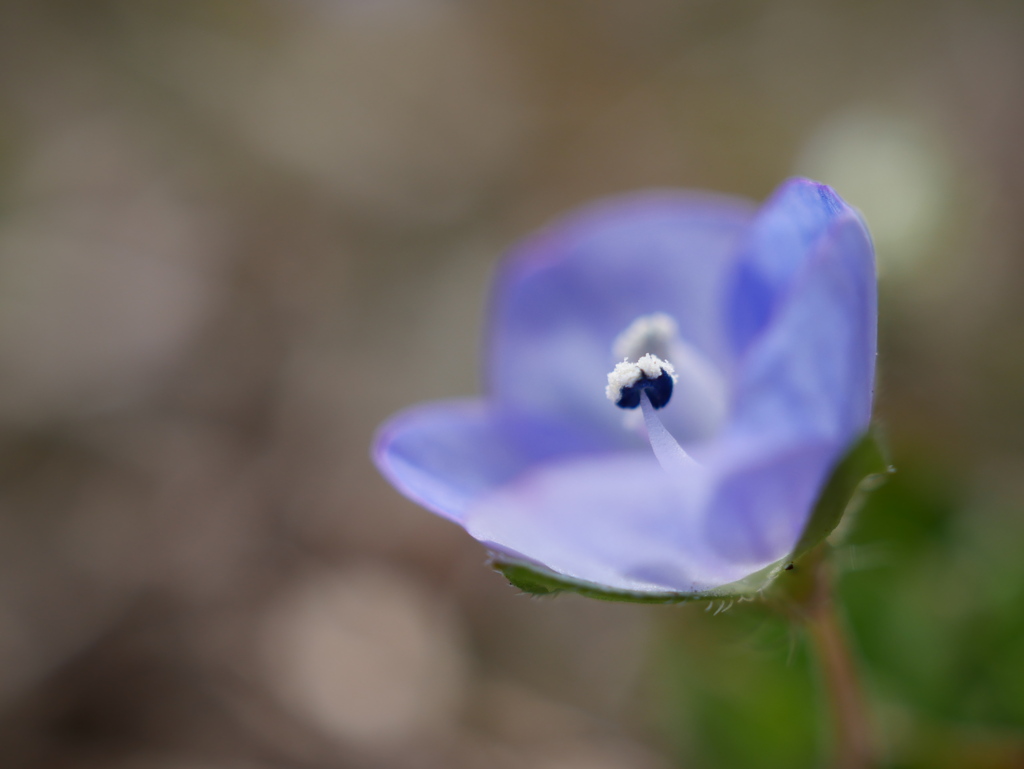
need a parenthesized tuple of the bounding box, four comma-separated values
(490, 430, 891, 604)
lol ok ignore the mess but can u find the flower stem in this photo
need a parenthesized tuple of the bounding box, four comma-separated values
(801, 557, 875, 769)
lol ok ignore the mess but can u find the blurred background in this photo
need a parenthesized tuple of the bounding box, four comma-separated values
(0, 1, 1022, 767)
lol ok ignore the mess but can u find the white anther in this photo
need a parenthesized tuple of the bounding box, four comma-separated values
(605, 353, 676, 403)
(605, 360, 642, 402)
(637, 352, 676, 381)
(613, 313, 679, 362)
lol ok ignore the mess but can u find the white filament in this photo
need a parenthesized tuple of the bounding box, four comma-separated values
(640, 391, 699, 472)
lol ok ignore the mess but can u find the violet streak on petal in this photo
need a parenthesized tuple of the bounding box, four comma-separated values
(372, 178, 877, 596)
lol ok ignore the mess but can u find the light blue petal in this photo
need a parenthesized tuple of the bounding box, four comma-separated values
(487, 192, 755, 444)
(699, 438, 839, 566)
(726, 178, 862, 355)
(729, 213, 877, 445)
(465, 453, 775, 593)
(372, 399, 613, 524)
(698, 209, 876, 564)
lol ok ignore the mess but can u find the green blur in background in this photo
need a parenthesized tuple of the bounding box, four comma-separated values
(0, 1, 1021, 768)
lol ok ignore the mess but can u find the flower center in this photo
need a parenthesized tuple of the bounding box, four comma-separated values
(605, 353, 677, 410)
(604, 312, 729, 471)
(605, 356, 697, 472)
(606, 312, 728, 442)
(606, 313, 681, 410)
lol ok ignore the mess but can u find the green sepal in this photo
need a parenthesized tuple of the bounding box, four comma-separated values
(490, 430, 891, 604)
(790, 428, 890, 559)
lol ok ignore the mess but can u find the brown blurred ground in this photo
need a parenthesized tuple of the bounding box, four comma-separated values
(0, 1, 1022, 768)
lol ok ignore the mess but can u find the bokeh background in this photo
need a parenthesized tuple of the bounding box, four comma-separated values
(0, 1, 1023, 768)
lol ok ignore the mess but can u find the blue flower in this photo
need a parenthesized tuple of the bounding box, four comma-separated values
(373, 179, 876, 599)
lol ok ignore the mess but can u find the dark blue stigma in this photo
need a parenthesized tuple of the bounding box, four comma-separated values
(615, 371, 674, 410)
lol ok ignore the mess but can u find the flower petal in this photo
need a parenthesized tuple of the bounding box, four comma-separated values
(726, 177, 863, 355)
(699, 208, 876, 563)
(487, 192, 755, 443)
(465, 453, 771, 593)
(372, 399, 612, 524)
(730, 212, 876, 445)
(700, 438, 839, 566)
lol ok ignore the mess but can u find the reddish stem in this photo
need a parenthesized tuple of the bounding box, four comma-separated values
(802, 559, 875, 769)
